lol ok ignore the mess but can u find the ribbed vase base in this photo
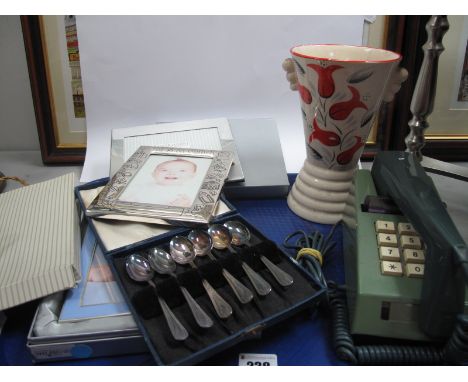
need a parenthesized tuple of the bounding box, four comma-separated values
(287, 160, 356, 224)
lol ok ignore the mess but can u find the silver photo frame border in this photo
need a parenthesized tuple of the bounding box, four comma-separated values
(86, 146, 233, 224)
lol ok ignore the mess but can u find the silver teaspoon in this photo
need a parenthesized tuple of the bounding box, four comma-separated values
(224, 220, 294, 287)
(169, 236, 233, 319)
(207, 224, 272, 296)
(147, 247, 213, 328)
(125, 254, 188, 341)
(188, 229, 254, 304)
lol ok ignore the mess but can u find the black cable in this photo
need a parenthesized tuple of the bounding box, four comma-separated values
(283, 225, 337, 292)
(328, 282, 444, 365)
(283, 225, 468, 366)
(443, 314, 468, 365)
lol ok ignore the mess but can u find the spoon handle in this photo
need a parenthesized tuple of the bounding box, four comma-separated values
(179, 286, 214, 328)
(260, 256, 294, 287)
(202, 279, 233, 319)
(206, 252, 253, 304)
(222, 269, 254, 304)
(241, 262, 272, 296)
(157, 296, 189, 341)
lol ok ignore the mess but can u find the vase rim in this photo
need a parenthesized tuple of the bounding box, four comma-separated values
(291, 44, 401, 63)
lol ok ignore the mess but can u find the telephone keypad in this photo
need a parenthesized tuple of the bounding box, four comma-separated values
(400, 235, 423, 250)
(402, 249, 425, 264)
(375, 220, 396, 234)
(381, 261, 403, 276)
(397, 222, 417, 236)
(377, 233, 398, 247)
(379, 246, 401, 261)
(376, 221, 425, 278)
(405, 263, 425, 278)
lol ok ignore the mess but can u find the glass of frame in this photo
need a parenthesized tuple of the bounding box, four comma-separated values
(86, 146, 233, 224)
(424, 16, 468, 151)
(59, 227, 130, 322)
(21, 15, 86, 164)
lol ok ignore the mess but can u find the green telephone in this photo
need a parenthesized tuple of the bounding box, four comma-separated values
(343, 151, 468, 342)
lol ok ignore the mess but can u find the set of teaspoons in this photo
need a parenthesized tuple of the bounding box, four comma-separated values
(125, 220, 294, 341)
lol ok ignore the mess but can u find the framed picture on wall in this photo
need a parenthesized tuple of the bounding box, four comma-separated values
(385, 15, 468, 161)
(360, 16, 406, 160)
(21, 15, 86, 164)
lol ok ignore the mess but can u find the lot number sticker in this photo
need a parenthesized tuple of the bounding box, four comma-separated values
(238, 353, 277, 366)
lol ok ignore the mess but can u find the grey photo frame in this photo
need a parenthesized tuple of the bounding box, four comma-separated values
(86, 146, 233, 225)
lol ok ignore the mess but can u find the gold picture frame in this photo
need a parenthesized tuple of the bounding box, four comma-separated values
(361, 15, 396, 159)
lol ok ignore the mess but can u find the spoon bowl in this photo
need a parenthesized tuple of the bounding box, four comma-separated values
(223, 220, 251, 246)
(170, 236, 196, 264)
(126, 254, 154, 282)
(147, 247, 177, 274)
(187, 229, 213, 256)
(207, 224, 232, 250)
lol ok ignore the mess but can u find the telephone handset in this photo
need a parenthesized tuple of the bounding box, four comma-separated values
(372, 151, 468, 338)
(343, 151, 468, 342)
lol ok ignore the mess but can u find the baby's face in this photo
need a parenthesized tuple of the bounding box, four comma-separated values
(152, 160, 196, 186)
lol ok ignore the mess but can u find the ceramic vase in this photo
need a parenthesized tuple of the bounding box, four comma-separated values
(287, 44, 402, 224)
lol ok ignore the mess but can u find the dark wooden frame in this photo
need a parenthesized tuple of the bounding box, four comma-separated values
(21, 15, 86, 164)
(383, 15, 468, 161)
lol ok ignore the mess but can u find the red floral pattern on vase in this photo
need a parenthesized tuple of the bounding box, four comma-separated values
(308, 117, 341, 147)
(329, 85, 368, 121)
(297, 82, 312, 104)
(336, 136, 366, 165)
(306, 63, 343, 98)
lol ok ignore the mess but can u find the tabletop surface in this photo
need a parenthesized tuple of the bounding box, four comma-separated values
(0, 185, 345, 366)
(2, 150, 467, 366)
(0, 191, 345, 366)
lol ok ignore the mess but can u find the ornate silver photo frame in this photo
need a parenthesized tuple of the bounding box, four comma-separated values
(86, 146, 233, 224)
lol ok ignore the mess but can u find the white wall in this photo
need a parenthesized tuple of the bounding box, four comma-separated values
(0, 16, 39, 151)
(77, 15, 365, 180)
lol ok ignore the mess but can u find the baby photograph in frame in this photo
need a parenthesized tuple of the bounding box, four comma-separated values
(119, 154, 212, 207)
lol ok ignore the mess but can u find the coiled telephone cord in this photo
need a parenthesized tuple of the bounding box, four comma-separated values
(283, 226, 468, 366)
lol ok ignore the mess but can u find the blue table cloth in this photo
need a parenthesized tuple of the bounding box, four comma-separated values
(0, 178, 345, 366)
